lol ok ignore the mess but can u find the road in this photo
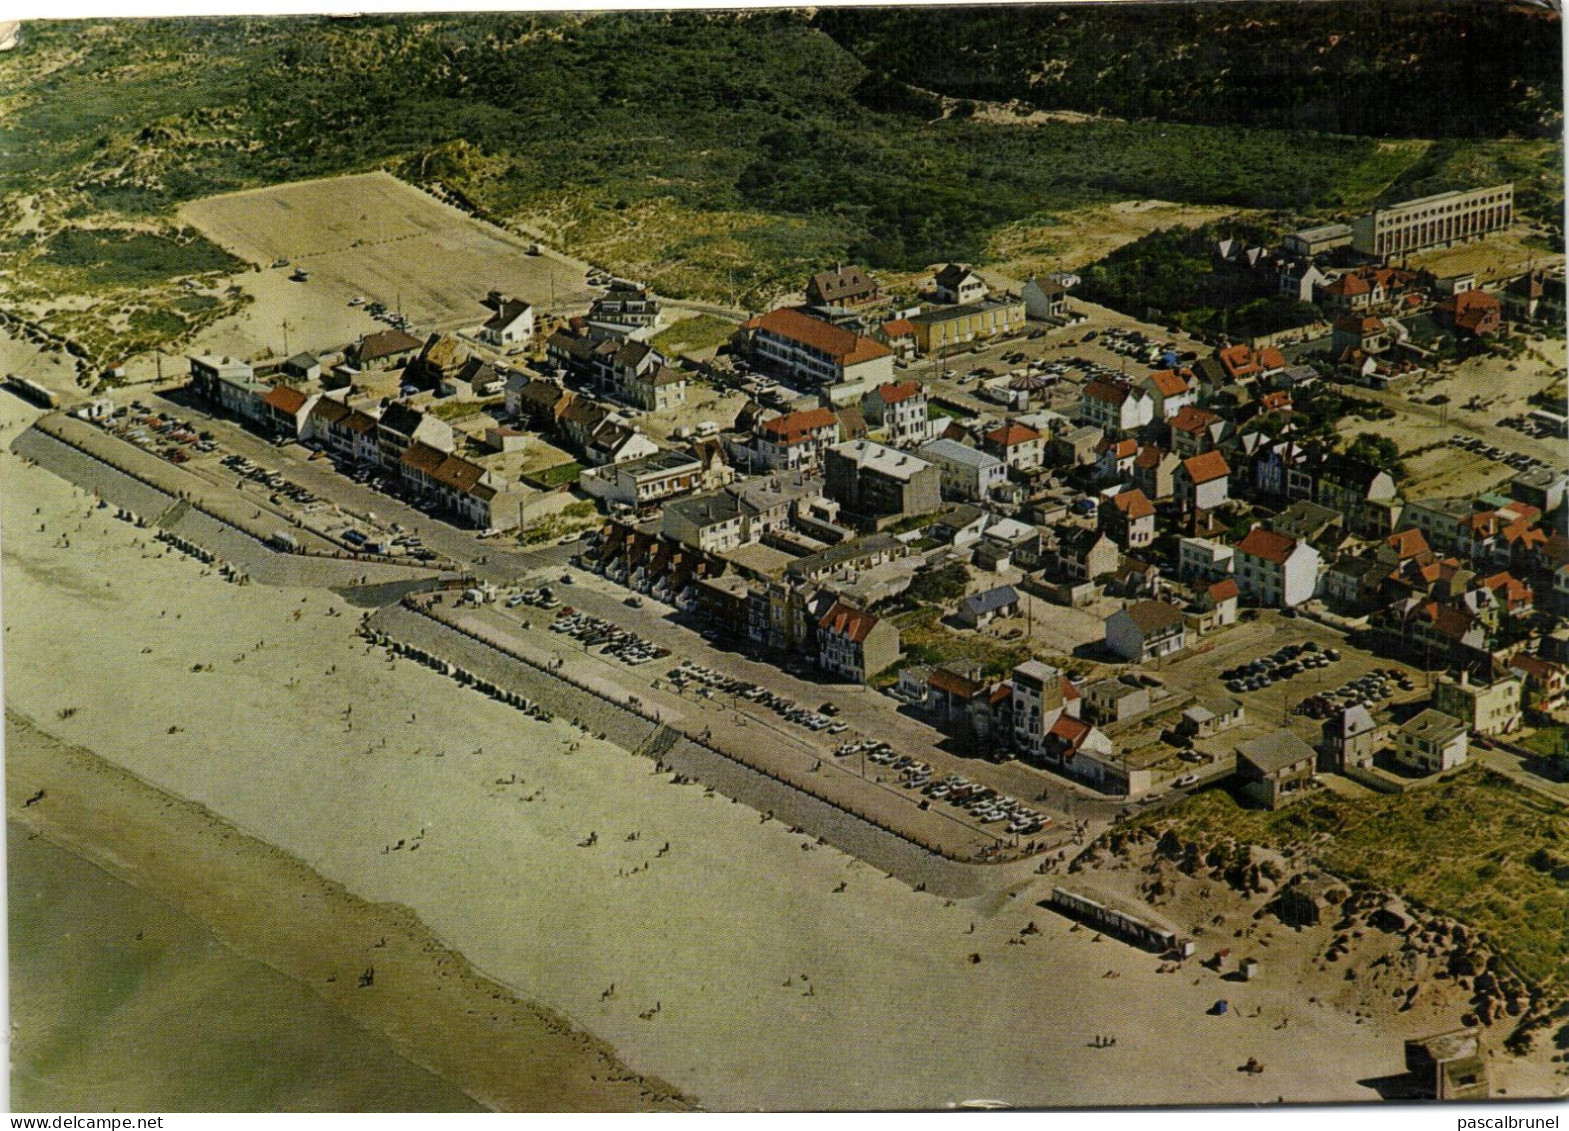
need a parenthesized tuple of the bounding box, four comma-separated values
(136, 387, 1130, 834)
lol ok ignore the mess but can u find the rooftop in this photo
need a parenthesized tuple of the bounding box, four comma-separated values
(829, 439, 933, 481)
(918, 438, 1004, 470)
(962, 584, 1020, 617)
(1237, 731, 1317, 774)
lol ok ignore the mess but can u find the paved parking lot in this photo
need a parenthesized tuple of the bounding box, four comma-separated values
(1160, 614, 1430, 751)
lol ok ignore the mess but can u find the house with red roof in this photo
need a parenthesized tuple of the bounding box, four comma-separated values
(1216, 344, 1286, 384)
(261, 383, 317, 440)
(1133, 444, 1180, 503)
(1168, 404, 1231, 458)
(861, 379, 931, 448)
(751, 407, 841, 473)
(1140, 367, 1197, 419)
(982, 421, 1044, 471)
(1332, 315, 1390, 357)
(816, 600, 901, 683)
(738, 307, 894, 389)
(1176, 449, 1232, 513)
(1079, 376, 1154, 433)
(1319, 271, 1379, 317)
(1093, 435, 1138, 484)
(1185, 576, 1241, 635)
(1438, 289, 1503, 337)
(876, 318, 918, 358)
(1234, 526, 1321, 607)
(1099, 487, 1157, 550)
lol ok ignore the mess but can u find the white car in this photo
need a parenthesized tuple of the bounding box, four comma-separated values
(1174, 773, 1199, 788)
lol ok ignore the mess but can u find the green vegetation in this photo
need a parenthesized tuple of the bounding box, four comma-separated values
(37, 227, 241, 289)
(3, 9, 1561, 367)
(1078, 222, 1322, 340)
(523, 461, 583, 489)
(649, 314, 738, 358)
(1134, 767, 1569, 991)
(883, 513, 937, 536)
(904, 561, 969, 605)
(892, 606, 1030, 680)
(1343, 432, 1407, 480)
(815, 3, 1562, 141)
(427, 395, 504, 422)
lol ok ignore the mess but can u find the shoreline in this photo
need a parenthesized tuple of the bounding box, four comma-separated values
(5, 709, 695, 1113)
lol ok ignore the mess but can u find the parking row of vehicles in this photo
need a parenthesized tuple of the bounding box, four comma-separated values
(96, 401, 216, 464)
(1222, 641, 1339, 694)
(1294, 668, 1416, 719)
(550, 608, 670, 666)
(1450, 430, 1556, 472)
(916, 772, 1047, 837)
(221, 453, 320, 506)
(830, 742, 1048, 836)
(1089, 327, 1191, 365)
(667, 662, 849, 734)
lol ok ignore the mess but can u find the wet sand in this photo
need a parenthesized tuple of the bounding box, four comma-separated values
(9, 820, 485, 1112)
(3, 392, 1432, 1110)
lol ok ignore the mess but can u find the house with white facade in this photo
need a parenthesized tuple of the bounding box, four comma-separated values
(1233, 527, 1321, 607)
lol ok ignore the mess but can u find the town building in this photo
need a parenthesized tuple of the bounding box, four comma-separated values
(588, 279, 663, 334)
(816, 601, 901, 683)
(751, 407, 841, 473)
(1176, 450, 1231, 513)
(1133, 445, 1180, 503)
(260, 384, 316, 439)
(188, 355, 268, 423)
(1168, 405, 1230, 458)
(1350, 183, 1514, 259)
(1235, 732, 1317, 809)
(861, 380, 931, 448)
(738, 308, 894, 389)
(823, 440, 941, 525)
(1055, 527, 1120, 584)
(982, 421, 1045, 472)
(1185, 577, 1240, 635)
(805, 265, 882, 309)
(1104, 599, 1187, 662)
(1432, 669, 1522, 736)
(351, 328, 423, 370)
(1234, 527, 1321, 607)
(1178, 536, 1234, 584)
(1282, 222, 1353, 257)
(932, 263, 989, 305)
(1084, 678, 1150, 725)
(916, 438, 1007, 501)
(1438, 289, 1504, 337)
(1322, 704, 1379, 772)
(907, 296, 1026, 355)
(1179, 696, 1245, 739)
(580, 449, 706, 511)
(376, 401, 455, 468)
(1020, 276, 1070, 320)
(478, 293, 534, 348)
(1100, 488, 1156, 550)
(1009, 659, 1083, 765)
(1141, 368, 1196, 420)
(958, 584, 1020, 628)
(785, 533, 909, 584)
(1395, 709, 1469, 774)
(1079, 376, 1155, 434)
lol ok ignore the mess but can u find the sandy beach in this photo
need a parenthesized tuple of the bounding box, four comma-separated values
(0, 389, 1509, 1111)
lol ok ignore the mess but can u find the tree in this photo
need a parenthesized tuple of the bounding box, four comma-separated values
(1344, 432, 1406, 480)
